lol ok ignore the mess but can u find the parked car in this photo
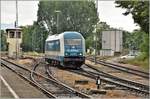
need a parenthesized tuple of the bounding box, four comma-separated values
(120, 54, 137, 59)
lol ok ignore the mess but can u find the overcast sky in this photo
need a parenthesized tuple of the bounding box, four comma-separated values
(1, 0, 139, 32)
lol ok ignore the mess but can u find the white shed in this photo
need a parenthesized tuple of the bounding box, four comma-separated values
(100, 30, 122, 56)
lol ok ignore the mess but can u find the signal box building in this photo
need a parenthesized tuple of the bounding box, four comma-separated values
(100, 30, 123, 56)
(6, 28, 22, 58)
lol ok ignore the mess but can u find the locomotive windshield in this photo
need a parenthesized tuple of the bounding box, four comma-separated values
(64, 39, 81, 45)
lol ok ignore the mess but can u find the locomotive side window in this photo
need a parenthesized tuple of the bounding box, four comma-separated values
(55, 40, 60, 51)
(46, 40, 60, 51)
(46, 42, 54, 51)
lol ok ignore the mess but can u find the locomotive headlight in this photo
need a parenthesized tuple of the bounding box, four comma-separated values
(79, 53, 82, 55)
(65, 53, 68, 56)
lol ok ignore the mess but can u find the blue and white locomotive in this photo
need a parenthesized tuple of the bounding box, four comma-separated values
(45, 31, 85, 68)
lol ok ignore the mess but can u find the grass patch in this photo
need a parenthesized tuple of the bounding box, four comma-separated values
(120, 55, 149, 71)
(125, 58, 148, 68)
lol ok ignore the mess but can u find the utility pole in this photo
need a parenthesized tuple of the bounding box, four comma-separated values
(94, 0, 98, 64)
(55, 10, 61, 34)
(93, 26, 97, 64)
(15, 0, 18, 59)
(16, 0, 18, 27)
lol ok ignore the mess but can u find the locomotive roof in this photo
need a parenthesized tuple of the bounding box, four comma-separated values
(46, 31, 83, 41)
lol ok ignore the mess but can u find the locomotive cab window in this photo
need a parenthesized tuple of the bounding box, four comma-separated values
(65, 39, 81, 45)
(64, 39, 82, 49)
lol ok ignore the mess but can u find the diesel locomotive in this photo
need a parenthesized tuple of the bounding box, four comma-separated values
(45, 31, 85, 69)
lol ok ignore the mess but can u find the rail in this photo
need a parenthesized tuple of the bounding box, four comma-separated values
(66, 65, 149, 97)
(86, 57, 149, 79)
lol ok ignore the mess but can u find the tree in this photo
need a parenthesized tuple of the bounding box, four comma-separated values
(37, 1, 99, 38)
(115, 1, 149, 60)
(126, 30, 145, 50)
(21, 22, 48, 52)
(115, 1, 149, 34)
(0, 30, 7, 51)
(22, 25, 34, 51)
(96, 22, 111, 50)
(140, 34, 149, 59)
(122, 31, 131, 49)
(86, 21, 111, 50)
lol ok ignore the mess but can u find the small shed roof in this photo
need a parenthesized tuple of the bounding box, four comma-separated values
(6, 28, 22, 32)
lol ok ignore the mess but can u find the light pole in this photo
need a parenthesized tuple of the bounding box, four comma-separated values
(15, 0, 18, 59)
(93, 26, 97, 64)
(93, 0, 99, 64)
(55, 10, 61, 34)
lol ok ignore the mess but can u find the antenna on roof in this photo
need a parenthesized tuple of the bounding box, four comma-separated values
(15, 0, 18, 28)
(15, 0, 19, 60)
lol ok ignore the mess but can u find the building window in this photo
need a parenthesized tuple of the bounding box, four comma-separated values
(9, 32, 15, 38)
(16, 32, 21, 38)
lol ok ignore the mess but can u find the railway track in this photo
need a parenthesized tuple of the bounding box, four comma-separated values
(1, 58, 90, 98)
(45, 63, 91, 98)
(1, 58, 56, 98)
(84, 64, 149, 90)
(33, 56, 149, 97)
(31, 62, 90, 98)
(65, 65, 149, 97)
(86, 57, 149, 79)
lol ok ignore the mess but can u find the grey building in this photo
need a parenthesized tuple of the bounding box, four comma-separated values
(100, 30, 123, 56)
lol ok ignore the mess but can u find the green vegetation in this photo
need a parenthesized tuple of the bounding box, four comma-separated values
(115, 1, 149, 33)
(0, 30, 7, 51)
(85, 21, 111, 51)
(123, 30, 146, 50)
(21, 1, 100, 52)
(37, 1, 99, 38)
(121, 56, 149, 71)
(115, 1, 149, 69)
(21, 22, 48, 52)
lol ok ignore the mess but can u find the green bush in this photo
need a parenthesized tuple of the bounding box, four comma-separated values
(123, 54, 149, 70)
